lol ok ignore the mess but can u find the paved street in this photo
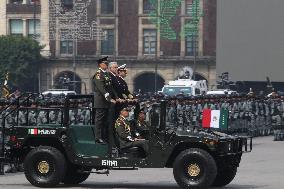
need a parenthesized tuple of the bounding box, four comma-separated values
(0, 136, 283, 189)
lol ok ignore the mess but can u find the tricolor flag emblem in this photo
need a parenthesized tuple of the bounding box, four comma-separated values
(28, 128, 38, 135)
(202, 109, 228, 129)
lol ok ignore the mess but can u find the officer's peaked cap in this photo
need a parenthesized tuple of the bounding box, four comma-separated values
(97, 56, 109, 65)
(118, 64, 127, 71)
(121, 107, 131, 112)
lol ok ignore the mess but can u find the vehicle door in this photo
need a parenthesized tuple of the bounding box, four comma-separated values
(65, 95, 108, 157)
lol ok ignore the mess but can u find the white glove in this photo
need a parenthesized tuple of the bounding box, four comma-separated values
(127, 136, 134, 142)
(104, 93, 110, 100)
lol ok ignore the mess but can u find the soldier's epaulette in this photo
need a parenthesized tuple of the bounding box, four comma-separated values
(117, 118, 123, 123)
(117, 118, 124, 124)
(93, 70, 102, 80)
(115, 119, 124, 128)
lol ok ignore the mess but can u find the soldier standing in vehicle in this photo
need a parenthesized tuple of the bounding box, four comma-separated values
(117, 64, 134, 100)
(108, 62, 125, 119)
(93, 57, 117, 144)
(108, 62, 121, 97)
(115, 108, 149, 156)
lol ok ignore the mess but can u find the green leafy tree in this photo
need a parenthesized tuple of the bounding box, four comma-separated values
(0, 35, 44, 91)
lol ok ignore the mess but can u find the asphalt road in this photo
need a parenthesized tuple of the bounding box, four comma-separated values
(0, 136, 283, 189)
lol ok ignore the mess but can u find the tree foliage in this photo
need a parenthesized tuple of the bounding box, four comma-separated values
(0, 35, 44, 90)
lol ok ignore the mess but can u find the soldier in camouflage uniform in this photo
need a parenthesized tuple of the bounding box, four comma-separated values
(37, 110, 47, 125)
(49, 110, 57, 124)
(166, 100, 176, 126)
(176, 98, 185, 129)
(82, 108, 91, 125)
(272, 99, 282, 140)
(28, 110, 37, 126)
(18, 108, 27, 126)
(69, 109, 76, 125)
(3, 106, 17, 173)
(56, 110, 62, 124)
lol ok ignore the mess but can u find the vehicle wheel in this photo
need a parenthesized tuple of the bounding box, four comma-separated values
(212, 165, 237, 187)
(173, 148, 217, 189)
(62, 164, 90, 185)
(24, 146, 66, 187)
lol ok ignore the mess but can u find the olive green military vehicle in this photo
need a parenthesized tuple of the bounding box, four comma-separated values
(0, 94, 252, 189)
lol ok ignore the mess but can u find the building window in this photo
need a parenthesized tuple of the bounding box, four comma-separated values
(60, 41, 73, 55)
(101, 29, 114, 55)
(28, 19, 40, 40)
(186, 34, 198, 56)
(27, 0, 41, 5)
(9, 0, 23, 4)
(143, 29, 157, 55)
(185, 0, 193, 16)
(143, 0, 156, 14)
(9, 19, 23, 36)
(101, 0, 114, 14)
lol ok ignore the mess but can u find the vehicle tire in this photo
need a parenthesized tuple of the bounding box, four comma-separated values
(24, 146, 66, 187)
(173, 148, 217, 189)
(212, 165, 237, 187)
(62, 164, 90, 185)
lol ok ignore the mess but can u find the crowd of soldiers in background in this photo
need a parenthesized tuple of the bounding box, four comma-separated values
(1, 91, 284, 137)
(1, 90, 284, 174)
(135, 91, 284, 141)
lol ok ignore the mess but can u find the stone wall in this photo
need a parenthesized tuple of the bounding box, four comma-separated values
(0, 1, 7, 35)
(40, 58, 216, 94)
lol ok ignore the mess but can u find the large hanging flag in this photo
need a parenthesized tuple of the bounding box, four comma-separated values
(202, 108, 228, 129)
(2, 72, 10, 98)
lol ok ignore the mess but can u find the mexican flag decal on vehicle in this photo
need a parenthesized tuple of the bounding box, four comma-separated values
(202, 109, 228, 129)
(28, 128, 38, 135)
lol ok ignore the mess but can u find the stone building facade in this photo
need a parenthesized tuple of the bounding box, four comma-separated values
(0, 0, 217, 94)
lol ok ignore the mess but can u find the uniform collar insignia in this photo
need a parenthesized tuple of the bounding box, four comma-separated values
(99, 68, 106, 73)
(120, 115, 127, 121)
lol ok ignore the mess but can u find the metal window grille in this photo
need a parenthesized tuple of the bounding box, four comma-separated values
(186, 0, 193, 16)
(9, 19, 23, 36)
(143, 29, 157, 55)
(143, 0, 156, 14)
(186, 34, 198, 56)
(101, 0, 114, 14)
(28, 19, 41, 40)
(101, 29, 114, 55)
(60, 40, 73, 54)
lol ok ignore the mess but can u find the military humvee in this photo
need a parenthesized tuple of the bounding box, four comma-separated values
(0, 94, 252, 189)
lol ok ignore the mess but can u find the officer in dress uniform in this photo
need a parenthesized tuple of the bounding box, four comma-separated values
(115, 108, 149, 156)
(93, 56, 117, 143)
(134, 111, 150, 140)
(117, 64, 134, 100)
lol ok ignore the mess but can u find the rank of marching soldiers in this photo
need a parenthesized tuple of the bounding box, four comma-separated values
(202, 108, 228, 129)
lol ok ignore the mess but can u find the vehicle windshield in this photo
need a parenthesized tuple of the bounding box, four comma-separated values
(162, 87, 192, 96)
